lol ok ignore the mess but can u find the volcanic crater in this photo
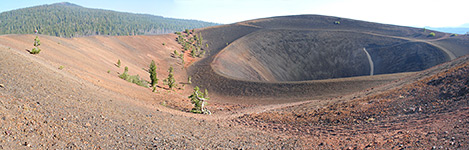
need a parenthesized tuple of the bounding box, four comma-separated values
(213, 29, 449, 82)
(189, 15, 468, 102)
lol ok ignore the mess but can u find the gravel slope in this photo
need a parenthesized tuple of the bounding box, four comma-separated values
(0, 47, 303, 149)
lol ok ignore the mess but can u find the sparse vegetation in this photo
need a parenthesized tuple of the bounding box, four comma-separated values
(163, 66, 176, 89)
(119, 66, 149, 87)
(175, 29, 205, 58)
(30, 36, 41, 54)
(58, 65, 64, 70)
(149, 60, 158, 87)
(188, 86, 210, 114)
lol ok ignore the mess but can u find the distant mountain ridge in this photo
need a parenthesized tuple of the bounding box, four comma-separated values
(0, 2, 219, 37)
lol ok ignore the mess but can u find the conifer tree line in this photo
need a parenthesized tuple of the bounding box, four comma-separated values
(0, 2, 218, 38)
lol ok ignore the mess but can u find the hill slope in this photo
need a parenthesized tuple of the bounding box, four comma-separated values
(0, 2, 218, 37)
(0, 41, 300, 149)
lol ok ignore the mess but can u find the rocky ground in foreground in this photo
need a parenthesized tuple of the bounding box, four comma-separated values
(235, 57, 469, 149)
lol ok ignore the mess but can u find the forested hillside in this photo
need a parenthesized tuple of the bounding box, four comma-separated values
(0, 2, 219, 37)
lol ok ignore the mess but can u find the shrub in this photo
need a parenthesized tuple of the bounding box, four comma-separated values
(428, 32, 436, 37)
(118, 66, 149, 88)
(127, 74, 149, 87)
(119, 66, 129, 80)
(334, 21, 340, 24)
(30, 47, 41, 54)
(58, 66, 64, 70)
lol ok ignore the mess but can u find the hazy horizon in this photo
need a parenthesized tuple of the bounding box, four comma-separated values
(1, 0, 468, 28)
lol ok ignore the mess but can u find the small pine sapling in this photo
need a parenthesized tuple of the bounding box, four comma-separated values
(163, 66, 176, 89)
(30, 36, 41, 54)
(119, 66, 129, 80)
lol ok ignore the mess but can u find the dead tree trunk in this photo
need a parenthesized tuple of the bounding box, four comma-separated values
(195, 92, 210, 114)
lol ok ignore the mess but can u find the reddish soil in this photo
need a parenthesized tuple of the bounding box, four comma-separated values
(234, 56, 469, 149)
(0, 15, 468, 149)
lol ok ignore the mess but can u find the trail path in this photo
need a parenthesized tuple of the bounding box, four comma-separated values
(362, 48, 374, 76)
(360, 31, 456, 60)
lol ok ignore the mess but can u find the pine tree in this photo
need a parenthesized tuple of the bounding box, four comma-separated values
(149, 60, 158, 87)
(163, 66, 176, 89)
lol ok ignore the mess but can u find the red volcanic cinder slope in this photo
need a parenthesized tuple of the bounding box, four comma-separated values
(0, 14, 468, 149)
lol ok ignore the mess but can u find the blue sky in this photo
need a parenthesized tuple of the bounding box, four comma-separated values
(1, 0, 468, 27)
